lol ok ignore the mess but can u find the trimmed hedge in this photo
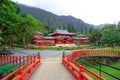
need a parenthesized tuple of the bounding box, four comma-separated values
(29, 45, 101, 50)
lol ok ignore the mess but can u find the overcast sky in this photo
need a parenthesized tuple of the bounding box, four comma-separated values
(12, 0, 120, 25)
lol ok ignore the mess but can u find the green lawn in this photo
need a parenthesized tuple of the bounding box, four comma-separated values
(0, 63, 20, 79)
(83, 62, 120, 80)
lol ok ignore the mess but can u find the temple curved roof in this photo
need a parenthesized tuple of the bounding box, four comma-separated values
(49, 29, 75, 36)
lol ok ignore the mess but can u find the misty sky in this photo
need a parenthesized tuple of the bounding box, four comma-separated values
(12, 0, 120, 25)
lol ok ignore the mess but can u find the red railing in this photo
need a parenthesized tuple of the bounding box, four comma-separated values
(71, 50, 120, 59)
(62, 54, 106, 80)
(0, 55, 18, 64)
(63, 49, 120, 80)
(1, 54, 41, 80)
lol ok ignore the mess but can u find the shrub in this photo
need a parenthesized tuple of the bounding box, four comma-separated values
(0, 48, 13, 55)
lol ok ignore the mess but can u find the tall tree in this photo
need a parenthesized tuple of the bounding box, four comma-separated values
(0, 0, 20, 48)
(80, 24, 84, 34)
(89, 28, 101, 45)
(67, 23, 76, 32)
(18, 13, 46, 49)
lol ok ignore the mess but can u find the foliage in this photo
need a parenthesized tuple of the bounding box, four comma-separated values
(89, 28, 102, 45)
(49, 23, 76, 33)
(0, 48, 13, 55)
(0, 0, 47, 49)
(77, 57, 120, 66)
(67, 23, 76, 33)
(17, 13, 46, 48)
(0, 0, 19, 47)
(89, 23, 120, 47)
(0, 30, 3, 44)
(0, 64, 20, 79)
(117, 21, 120, 31)
(101, 24, 120, 47)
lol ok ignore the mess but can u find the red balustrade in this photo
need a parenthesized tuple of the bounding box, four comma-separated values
(71, 50, 120, 59)
(1, 55, 41, 80)
(62, 54, 106, 80)
(63, 49, 120, 80)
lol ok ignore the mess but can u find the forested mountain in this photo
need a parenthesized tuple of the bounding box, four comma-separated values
(18, 4, 94, 33)
(96, 24, 108, 28)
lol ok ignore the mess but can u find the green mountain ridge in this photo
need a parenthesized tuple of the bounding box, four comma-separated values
(18, 4, 95, 33)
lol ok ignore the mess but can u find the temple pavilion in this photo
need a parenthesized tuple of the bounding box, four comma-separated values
(32, 29, 90, 46)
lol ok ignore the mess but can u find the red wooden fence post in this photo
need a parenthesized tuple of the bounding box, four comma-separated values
(13, 56, 15, 65)
(26, 56, 29, 64)
(9, 56, 11, 64)
(3, 55, 6, 64)
(30, 56, 32, 64)
(118, 51, 120, 57)
(2, 55, 4, 64)
(19, 56, 21, 66)
(34, 56, 36, 63)
(23, 56, 24, 65)
(79, 66, 85, 80)
(38, 52, 40, 59)
(16, 56, 18, 64)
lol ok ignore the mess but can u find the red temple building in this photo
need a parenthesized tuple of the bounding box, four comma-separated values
(32, 29, 90, 46)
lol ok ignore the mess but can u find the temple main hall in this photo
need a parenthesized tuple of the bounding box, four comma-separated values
(32, 29, 90, 46)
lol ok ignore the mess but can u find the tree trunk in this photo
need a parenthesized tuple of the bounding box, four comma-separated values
(111, 44, 114, 48)
(11, 33, 15, 49)
(96, 40, 99, 45)
(27, 40, 31, 49)
(26, 42, 29, 49)
(22, 32, 27, 49)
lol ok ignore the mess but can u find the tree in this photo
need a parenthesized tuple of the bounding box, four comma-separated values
(67, 23, 76, 32)
(88, 26, 94, 33)
(101, 24, 120, 47)
(0, 30, 3, 45)
(0, 0, 20, 48)
(117, 21, 120, 31)
(80, 25, 84, 34)
(0, 0, 47, 49)
(89, 28, 101, 45)
(18, 13, 46, 49)
(84, 26, 88, 34)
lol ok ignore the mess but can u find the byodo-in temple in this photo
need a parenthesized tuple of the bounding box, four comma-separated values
(32, 29, 90, 46)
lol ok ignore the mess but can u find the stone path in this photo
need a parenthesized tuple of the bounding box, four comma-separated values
(29, 57, 76, 80)
(10, 49, 75, 80)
